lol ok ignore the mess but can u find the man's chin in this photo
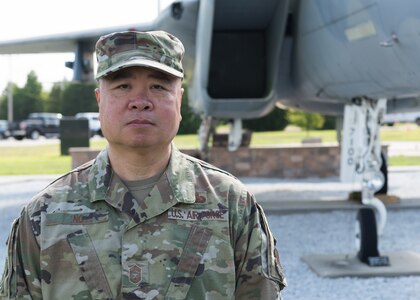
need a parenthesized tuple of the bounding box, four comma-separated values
(107, 132, 174, 150)
(121, 138, 167, 150)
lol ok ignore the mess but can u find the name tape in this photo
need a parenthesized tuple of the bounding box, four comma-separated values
(168, 208, 228, 221)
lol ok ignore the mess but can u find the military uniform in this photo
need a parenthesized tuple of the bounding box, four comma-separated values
(0, 146, 285, 299)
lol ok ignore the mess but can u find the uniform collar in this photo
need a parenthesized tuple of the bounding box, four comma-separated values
(87, 145, 196, 222)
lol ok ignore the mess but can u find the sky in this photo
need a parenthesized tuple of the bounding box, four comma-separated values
(0, 0, 174, 92)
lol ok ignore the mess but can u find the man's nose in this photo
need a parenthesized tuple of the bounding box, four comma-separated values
(128, 96, 154, 111)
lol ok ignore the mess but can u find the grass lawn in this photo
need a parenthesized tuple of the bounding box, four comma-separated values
(0, 124, 419, 175)
(388, 155, 420, 166)
(0, 144, 71, 175)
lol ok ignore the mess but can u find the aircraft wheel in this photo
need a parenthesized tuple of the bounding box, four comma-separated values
(355, 208, 379, 263)
(375, 152, 388, 195)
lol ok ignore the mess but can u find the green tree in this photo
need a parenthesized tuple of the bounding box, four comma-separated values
(322, 115, 336, 130)
(12, 71, 44, 120)
(24, 71, 43, 96)
(61, 82, 98, 115)
(178, 87, 201, 134)
(13, 90, 43, 120)
(286, 109, 325, 134)
(0, 72, 45, 120)
(46, 83, 64, 113)
(243, 107, 288, 132)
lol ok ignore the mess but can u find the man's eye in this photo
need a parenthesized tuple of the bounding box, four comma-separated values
(118, 84, 130, 90)
(152, 84, 166, 90)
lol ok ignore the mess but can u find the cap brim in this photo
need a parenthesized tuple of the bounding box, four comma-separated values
(96, 57, 183, 79)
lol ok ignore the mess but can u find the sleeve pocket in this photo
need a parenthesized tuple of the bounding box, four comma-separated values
(257, 203, 287, 289)
(0, 218, 20, 298)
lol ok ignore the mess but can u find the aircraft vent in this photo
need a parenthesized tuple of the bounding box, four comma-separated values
(208, 31, 266, 99)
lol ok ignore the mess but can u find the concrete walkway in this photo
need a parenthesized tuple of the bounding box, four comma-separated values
(0, 165, 419, 212)
(242, 166, 420, 212)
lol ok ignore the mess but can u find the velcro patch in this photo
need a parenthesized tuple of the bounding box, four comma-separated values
(46, 211, 109, 225)
(129, 264, 143, 285)
(168, 208, 228, 221)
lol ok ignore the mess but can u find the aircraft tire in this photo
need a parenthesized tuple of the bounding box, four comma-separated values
(375, 152, 388, 195)
(356, 208, 379, 264)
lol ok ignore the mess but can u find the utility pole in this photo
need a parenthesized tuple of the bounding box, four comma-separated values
(7, 55, 13, 123)
(7, 81, 13, 123)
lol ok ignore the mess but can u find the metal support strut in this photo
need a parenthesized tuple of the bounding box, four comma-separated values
(359, 98, 387, 236)
(341, 97, 387, 234)
(340, 98, 390, 266)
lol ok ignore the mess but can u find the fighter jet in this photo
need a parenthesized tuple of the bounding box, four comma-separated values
(1, 0, 420, 267)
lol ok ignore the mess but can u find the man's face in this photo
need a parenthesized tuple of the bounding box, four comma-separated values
(95, 66, 183, 151)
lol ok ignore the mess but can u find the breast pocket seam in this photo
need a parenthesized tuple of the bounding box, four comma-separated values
(67, 230, 114, 300)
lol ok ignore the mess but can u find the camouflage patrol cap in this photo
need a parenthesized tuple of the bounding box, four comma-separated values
(95, 30, 184, 79)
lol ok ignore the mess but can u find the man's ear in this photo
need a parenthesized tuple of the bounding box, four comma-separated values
(95, 88, 101, 105)
(178, 87, 184, 107)
(178, 87, 184, 120)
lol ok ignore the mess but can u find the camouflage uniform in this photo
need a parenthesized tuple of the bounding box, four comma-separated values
(0, 146, 285, 299)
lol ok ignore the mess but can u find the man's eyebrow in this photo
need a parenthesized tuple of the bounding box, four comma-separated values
(105, 69, 135, 81)
(148, 70, 174, 83)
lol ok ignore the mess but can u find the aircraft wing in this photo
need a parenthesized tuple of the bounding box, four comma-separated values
(1, 0, 420, 118)
(0, 1, 199, 81)
(0, 24, 157, 81)
(0, 22, 155, 54)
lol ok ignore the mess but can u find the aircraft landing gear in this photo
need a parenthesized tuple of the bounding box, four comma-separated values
(198, 116, 244, 159)
(355, 157, 390, 266)
(355, 208, 379, 264)
(198, 115, 215, 157)
(355, 206, 390, 266)
(376, 152, 388, 195)
(341, 97, 390, 266)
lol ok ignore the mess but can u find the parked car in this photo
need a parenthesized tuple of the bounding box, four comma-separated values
(75, 112, 102, 137)
(383, 112, 420, 126)
(0, 120, 11, 139)
(12, 112, 62, 140)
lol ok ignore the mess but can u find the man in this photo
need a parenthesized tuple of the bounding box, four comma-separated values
(0, 31, 286, 299)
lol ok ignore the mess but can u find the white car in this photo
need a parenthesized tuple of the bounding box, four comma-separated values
(383, 112, 420, 126)
(75, 112, 102, 137)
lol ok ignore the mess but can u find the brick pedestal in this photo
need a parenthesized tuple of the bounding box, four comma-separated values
(70, 144, 353, 179)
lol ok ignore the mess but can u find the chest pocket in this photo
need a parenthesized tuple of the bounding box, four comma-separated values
(67, 230, 114, 300)
(165, 225, 213, 300)
(45, 211, 114, 300)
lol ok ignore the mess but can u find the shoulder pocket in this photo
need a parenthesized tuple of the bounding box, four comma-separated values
(257, 203, 286, 288)
(0, 218, 19, 298)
